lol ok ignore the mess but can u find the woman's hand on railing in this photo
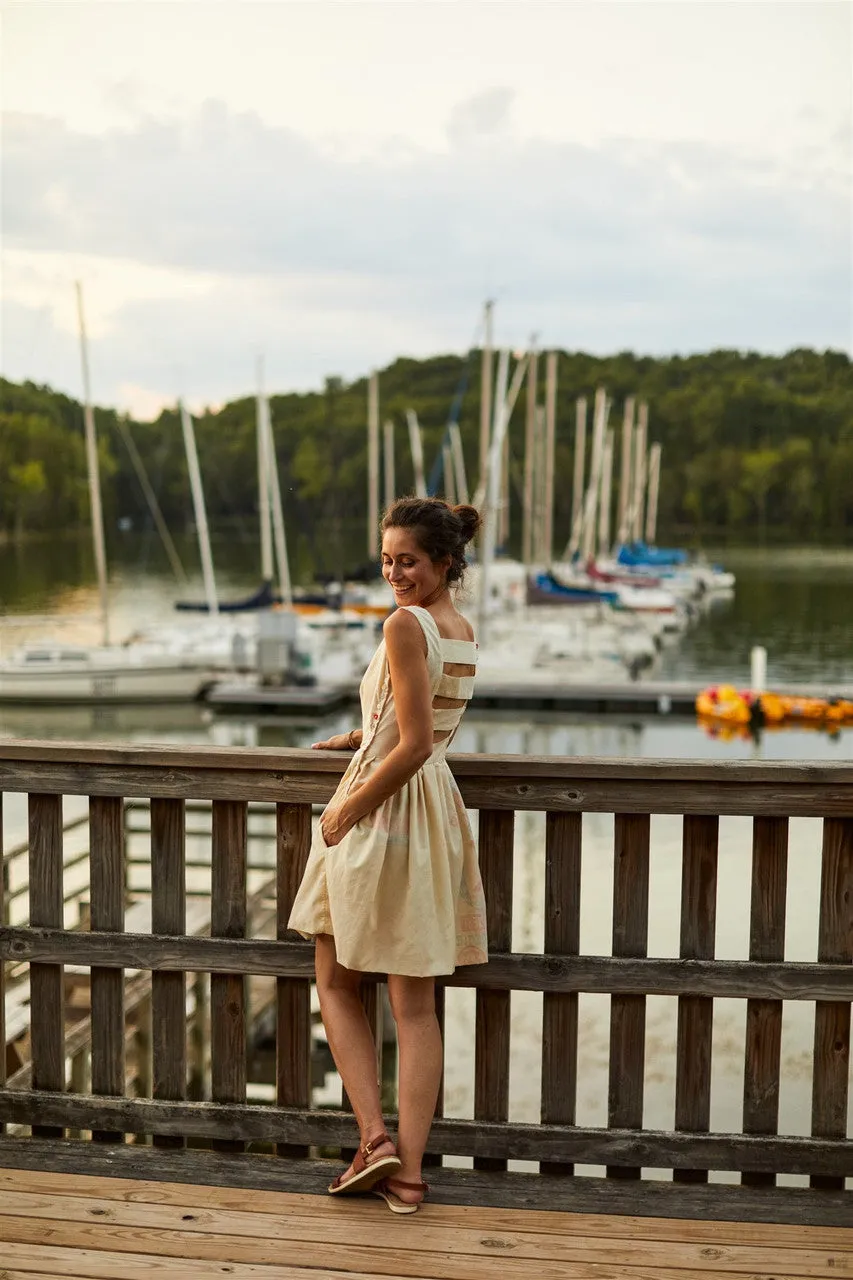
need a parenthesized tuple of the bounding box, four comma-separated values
(311, 730, 360, 751)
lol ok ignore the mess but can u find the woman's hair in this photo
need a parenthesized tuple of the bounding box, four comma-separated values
(380, 496, 482, 585)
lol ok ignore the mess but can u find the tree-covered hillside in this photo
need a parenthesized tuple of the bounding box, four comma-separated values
(1, 347, 851, 577)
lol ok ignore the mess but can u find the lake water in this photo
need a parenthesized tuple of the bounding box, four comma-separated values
(2, 534, 851, 1175)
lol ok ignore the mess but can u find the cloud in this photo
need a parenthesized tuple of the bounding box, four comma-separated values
(1, 98, 850, 414)
(447, 87, 515, 142)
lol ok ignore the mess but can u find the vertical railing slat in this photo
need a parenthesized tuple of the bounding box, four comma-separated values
(742, 815, 788, 1187)
(0, 794, 5, 1133)
(211, 799, 247, 1153)
(150, 797, 186, 1149)
(474, 809, 514, 1173)
(540, 811, 581, 1176)
(28, 794, 65, 1138)
(674, 814, 719, 1183)
(811, 816, 852, 1191)
(276, 802, 312, 1158)
(607, 812, 649, 1179)
(89, 795, 126, 1143)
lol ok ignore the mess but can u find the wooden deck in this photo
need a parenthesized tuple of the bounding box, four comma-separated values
(1, 1168, 851, 1280)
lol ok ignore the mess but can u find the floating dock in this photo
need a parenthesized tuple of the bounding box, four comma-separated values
(205, 678, 853, 718)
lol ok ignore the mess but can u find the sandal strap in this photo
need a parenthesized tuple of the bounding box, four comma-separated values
(352, 1131, 393, 1173)
(383, 1176, 429, 1193)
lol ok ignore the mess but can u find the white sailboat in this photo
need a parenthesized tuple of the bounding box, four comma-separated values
(0, 285, 214, 704)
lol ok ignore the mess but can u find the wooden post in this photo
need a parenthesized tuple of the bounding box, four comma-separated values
(0, 794, 5, 1133)
(478, 299, 494, 495)
(742, 816, 788, 1187)
(607, 813, 649, 1178)
(540, 811, 581, 1175)
(89, 795, 125, 1143)
(383, 419, 395, 511)
(367, 372, 379, 558)
(810, 816, 852, 1190)
(211, 800, 248, 1153)
(28, 794, 65, 1137)
(675, 815, 719, 1182)
(150, 798, 186, 1148)
(522, 345, 539, 566)
(276, 803, 312, 1158)
(474, 809, 514, 1172)
(616, 397, 635, 547)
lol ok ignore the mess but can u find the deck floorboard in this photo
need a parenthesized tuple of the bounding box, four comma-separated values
(0, 1169, 850, 1280)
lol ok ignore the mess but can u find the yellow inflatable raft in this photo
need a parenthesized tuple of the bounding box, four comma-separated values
(696, 685, 853, 728)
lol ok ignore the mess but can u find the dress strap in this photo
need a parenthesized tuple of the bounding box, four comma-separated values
(440, 637, 478, 664)
(436, 672, 476, 699)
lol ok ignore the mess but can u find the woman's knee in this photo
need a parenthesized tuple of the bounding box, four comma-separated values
(388, 975, 436, 1026)
(315, 936, 361, 999)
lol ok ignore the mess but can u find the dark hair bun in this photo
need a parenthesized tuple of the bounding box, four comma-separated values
(452, 504, 481, 543)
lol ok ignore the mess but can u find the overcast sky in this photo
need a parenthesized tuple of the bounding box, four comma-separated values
(2, 0, 851, 417)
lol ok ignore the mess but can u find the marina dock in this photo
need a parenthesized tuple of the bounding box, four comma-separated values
(204, 678, 853, 718)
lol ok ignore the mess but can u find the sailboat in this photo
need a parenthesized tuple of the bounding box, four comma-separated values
(0, 286, 215, 704)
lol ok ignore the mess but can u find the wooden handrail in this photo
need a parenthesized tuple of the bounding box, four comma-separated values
(0, 739, 850, 1225)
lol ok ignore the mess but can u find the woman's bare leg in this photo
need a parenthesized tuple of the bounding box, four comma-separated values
(315, 936, 395, 1173)
(387, 974, 441, 1203)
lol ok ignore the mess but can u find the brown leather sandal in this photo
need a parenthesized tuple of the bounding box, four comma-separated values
(327, 1132, 401, 1196)
(372, 1176, 430, 1215)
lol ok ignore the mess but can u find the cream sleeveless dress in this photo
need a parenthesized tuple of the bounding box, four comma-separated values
(288, 605, 488, 977)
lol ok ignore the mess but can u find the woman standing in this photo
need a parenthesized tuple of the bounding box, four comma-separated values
(288, 497, 488, 1213)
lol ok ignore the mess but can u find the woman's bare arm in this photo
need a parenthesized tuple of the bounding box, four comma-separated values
(322, 610, 433, 837)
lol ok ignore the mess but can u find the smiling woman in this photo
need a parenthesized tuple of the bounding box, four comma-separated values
(288, 495, 485, 1213)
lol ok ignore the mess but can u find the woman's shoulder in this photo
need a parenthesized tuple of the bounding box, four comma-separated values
(382, 607, 430, 651)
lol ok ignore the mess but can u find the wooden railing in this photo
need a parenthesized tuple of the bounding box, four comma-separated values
(0, 741, 850, 1225)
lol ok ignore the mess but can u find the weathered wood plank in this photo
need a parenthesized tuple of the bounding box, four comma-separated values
(275, 802, 312, 1158)
(0, 1136, 850, 1225)
(210, 800, 247, 1154)
(0, 1090, 849, 1173)
(742, 816, 788, 1189)
(150, 798, 186, 1150)
(475, 809, 514, 1173)
(811, 816, 853, 1192)
(608, 813, 649, 1179)
(0, 793, 4, 1134)
(540, 811, 581, 1176)
(89, 796, 126, 1143)
(5, 754, 853, 817)
(4, 927, 851, 1000)
(5, 1165, 853, 1251)
(27, 793, 64, 1138)
(675, 815, 718, 1184)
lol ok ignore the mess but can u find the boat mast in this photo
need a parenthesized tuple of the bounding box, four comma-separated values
(631, 401, 649, 542)
(476, 347, 510, 646)
(264, 393, 293, 606)
(256, 356, 274, 585)
(179, 401, 219, 616)
(75, 282, 109, 646)
(448, 423, 469, 505)
(541, 350, 557, 566)
(383, 418, 396, 510)
(597, 428, 615, 559)
(645, 442, 662, 545)
(367, 371, 380, 557)
(565, 397, 587, 559)
(478, 300, 494, 496)
(406, 410, 427, 497)
(521, 340, 539, 567)
(616, 396, 635, 547)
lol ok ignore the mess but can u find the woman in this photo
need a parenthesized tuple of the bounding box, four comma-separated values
(288, 497, 488, 1214)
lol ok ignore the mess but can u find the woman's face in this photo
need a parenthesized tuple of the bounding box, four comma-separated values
(381, 527, 449, 607)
